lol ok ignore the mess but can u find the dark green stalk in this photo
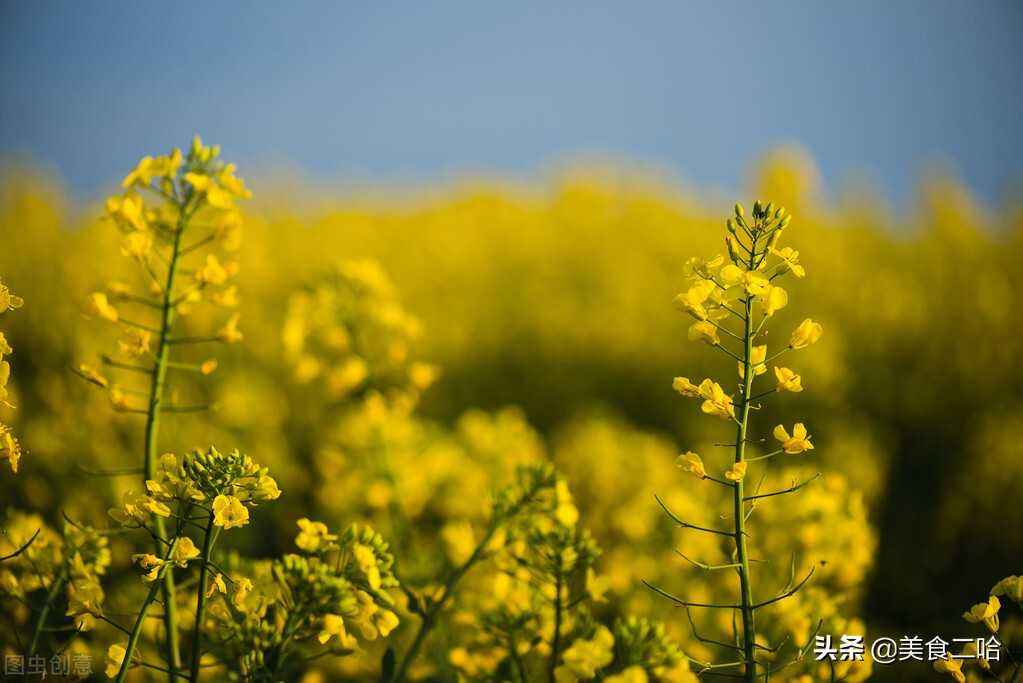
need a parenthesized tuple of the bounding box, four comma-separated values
(116, 540, 179, 683)
(28, 575, 65, 658)
(732, 235, 760, 683)
(144, 199, 191, 677)
(189, 514, 220, 683)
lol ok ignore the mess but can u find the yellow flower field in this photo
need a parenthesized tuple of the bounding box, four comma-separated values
(0, 144, 1020, 682)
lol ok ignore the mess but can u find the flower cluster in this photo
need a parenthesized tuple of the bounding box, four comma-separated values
(934, 573, 1022, 682)
(0, 276, 23, 472)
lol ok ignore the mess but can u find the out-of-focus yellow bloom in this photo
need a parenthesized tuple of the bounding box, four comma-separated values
(217, 313, 244, 344)
(676, 451, 706, 479)
(85, 292, 119, 322)
(789, 318, 823, 349)
(688, 320, 719, 346)
(698, 379, 735, 420)
(555, 479, 580, 527)
(991, 575, 1022, 602)
(200, 359, 218, 375)
(605, 667, 648, 683)
(353, 543, 382, 589)
(206, 572, 227, 598)
(962, 595, 1000, 632)
(212, 494, 249, 529)
(106, 194, 148, 232)
(554, 625, 615, 683)
(295, 518, 338, 552)
(171, 537, 200, 567)
(441, 521, 476, 565)
(318, 614, 357, 647)
(0, 279, 24, 313)
(775, 366, 803, 393)
(77, 364, 109, 387)
(725, 461, 748, 482)
(120, 230, 152, 259)
(118, 329, 151, 357)
(105, 643, 127, 678)
(773, 423, 814, 454)
(217, 163, 252, 199)
(196, 254, 229, 286)
(184, 171, 234, 210)
(585, 567, 612, 603)
(1, 424, 21, 472)
(933, 654, 965, 683)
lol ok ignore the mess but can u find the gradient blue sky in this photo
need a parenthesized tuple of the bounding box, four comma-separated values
(2, 1, 1021, 205)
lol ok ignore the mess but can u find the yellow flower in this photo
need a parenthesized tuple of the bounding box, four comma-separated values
(231, 577, 254, 611)
(190, 135, 220, 163)
(85, 292, 119, 322)
(675, 451, 706, 479)
(698, 379, 735, 420)
(217, 163, 252, 199)
(353, 543, 381, 589)
(773, 423, 814, 454)
(772, 246, 806, 277)
(0, 280, 25, 313)
(933, 654, 965, 683)
(672, 376, 701, 398)
(122, 156, 157, 188)
(118, 329, 152, 357)
(295, 518, 338, 552)
(1, 425, 22, 473)
(673, 280, 715, 320)
(585, 568, 612, 603)
(991, 575, 1023, 602)
(171, 537, 200, 568)
(318, 614, 356, 647)
(774, 366, 803, 392)
(683, 254, 724, 279)
(687, 321, 719, 346)
(0, 361, 12, 408)
(77, 364, 110, 388)
(759, 284, 788, 317)
(0, 332, 10, 356)
(554, 625, 615, 683)
(105, 643, 127, 678)
(196, 254, 229, 286)
(217, 313, 244, 344)
(200, 359, 218, 375)
(184, 171, 234, 209)
(212, 494, 249, 529)
(441, 522, 476, 565)
(739, 345, 767, 379)
(120, 231, 152, 259)
(789, 318, 823, 349)
(205, 572, 227, 598)
(605, 667, 649, 683)
(555, 479, 580, 527)
(963, 595, 1000, 632)
(724, 461, 748, 482)
(374, 609, 400, 637)
(131, 554, 165, 582)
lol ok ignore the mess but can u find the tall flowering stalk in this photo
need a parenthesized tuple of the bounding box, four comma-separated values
(650, 201, 823, 682)
(77, 137, 248, 679)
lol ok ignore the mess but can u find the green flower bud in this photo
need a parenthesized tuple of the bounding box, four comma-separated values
(734, 203, 745, 219)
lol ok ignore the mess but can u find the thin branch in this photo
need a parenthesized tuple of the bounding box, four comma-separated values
(743, 473, 820, 502)
(642, 580, 741, 610)
(655, 494, 740, 537)
(0, 529, 40, 562)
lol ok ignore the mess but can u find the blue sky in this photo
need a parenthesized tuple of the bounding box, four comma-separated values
(1, 1, 1021, 206)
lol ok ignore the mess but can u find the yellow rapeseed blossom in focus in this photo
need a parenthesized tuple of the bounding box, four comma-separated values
(789, 318, 823, 349)
(698, 379, 735, 420)
(672, 376, 701, 398)
(676, 451, 706, 479)
(773, 423, 814, 454)
(739, 345, 767, 378)
(759, 284, 788, 317)
(1, 424, 21, 473)
(171, 537, 200, 567)
(725, 461, 748, 482)
(774, 366, 803, 392)
(131, 553, 165, 583)
(212, 494, 250, 529)
(962, 595, 1000, 632)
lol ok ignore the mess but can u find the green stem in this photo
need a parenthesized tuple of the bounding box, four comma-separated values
(190, 514, 220, 683)
(732, 236, 759, 683)
(116, 540, 179, 683)
(390, 521, 500, 683)
(548, 568, 564, 683)
(28, 575, 65, 658)
(144, 201, 191, 677)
